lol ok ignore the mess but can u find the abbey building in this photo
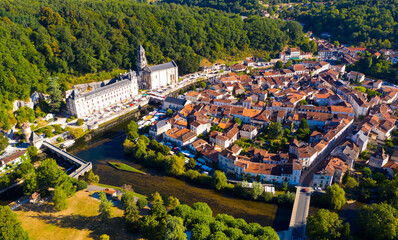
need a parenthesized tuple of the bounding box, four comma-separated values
(66, 45, 178, 118)
(136, 45, 179, 89)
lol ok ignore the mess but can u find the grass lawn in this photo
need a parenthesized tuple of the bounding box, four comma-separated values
(92, 183, 147, 200)
(108, 162, 145, 174)
(15, 190, 138, 240)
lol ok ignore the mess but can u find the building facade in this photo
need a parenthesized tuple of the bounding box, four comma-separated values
(137, 45, 179, 90)
(66, 71, 139, 118)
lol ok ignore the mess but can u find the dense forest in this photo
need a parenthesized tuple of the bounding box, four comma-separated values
(280, 0, 398, 49)
(162, 0, 263, 15)
(0, 0, 307, 129)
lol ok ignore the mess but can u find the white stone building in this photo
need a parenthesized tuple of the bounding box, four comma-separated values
(67, 45, 178, 118)
(66, 71, 139, 118)
(137, 45, 179, 90)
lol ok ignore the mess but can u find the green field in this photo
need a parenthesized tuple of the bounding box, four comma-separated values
(15, 190, 137, 240)
(108, 162, 145, 174)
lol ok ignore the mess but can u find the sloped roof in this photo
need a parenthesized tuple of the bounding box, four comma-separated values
(148, 61, 177, 72)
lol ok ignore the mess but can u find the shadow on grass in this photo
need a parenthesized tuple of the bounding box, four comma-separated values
(32, 214, 139, 240)
(18, 202, 57, 214)
(90, 192, 124, 210)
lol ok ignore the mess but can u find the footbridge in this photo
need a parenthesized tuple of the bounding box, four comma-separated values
(42, 141, 92, 179)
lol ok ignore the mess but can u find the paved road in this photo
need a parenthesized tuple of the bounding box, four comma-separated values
(288, 187, 312, 240)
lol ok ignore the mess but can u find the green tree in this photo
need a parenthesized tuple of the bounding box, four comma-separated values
(212, 170, 227, 191)
(358, 203, 398, 240)
(275, 60, 283, 69)
(0, 206, 30, 240)
(268, 122, 283, 140)
(0, 132, 9, 152)
(208, 231, 228, 240)
(149, 192, 163, 205)
(362, 167, 372, 178)
(373, 172, 386, 183)
(191, 223, 211, 240)
(166, 155, 185, 176)
(47, 77, 63, 113)
(121, 191, 136, 207)
(150, 203, 167, 219)
(345, 177, 359, 190)
(164, 216, 187, 240)
(140, 215, 160, 239)
(137, 198, 148, 209)
(263, 192, 273, 202)
(99, 192, 113, 223)
(281, 182, 288, 192)
(234, 117, 242, 125)
(36, 158, 65, 190)
(277, 191, 295, 206)
(127, 120, 139, 133)
(166, 196, 180, 210)
(297, 118, 311, 141)
(27, 146, 38, 157)
(283, 60, 292, 69)
(251, 182, 263, 200)
(187, 158, 196, 169)
(192, 202, 213, 217)
(326, 184, 346, 210)
(199, 81, 206, 88)
(307, 209, 350, 240)
(53, 186, 68, 211)
(124, 201, 139, 231)
(23, 171, 37, 195)
(100, 234, 110, 240)
(166, 109, 173, 117)
(76, 180, 87, 191)
(80, 170, 99, 183)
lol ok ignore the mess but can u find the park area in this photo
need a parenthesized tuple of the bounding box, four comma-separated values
(14, 190, 139, 240)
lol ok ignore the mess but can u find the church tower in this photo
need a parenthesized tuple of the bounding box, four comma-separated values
(136, 44, 147, 70)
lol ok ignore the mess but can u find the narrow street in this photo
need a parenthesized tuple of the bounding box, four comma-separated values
(300, 124, 356, 186)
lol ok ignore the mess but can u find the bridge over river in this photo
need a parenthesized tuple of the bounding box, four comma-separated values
(42, 141, 92, 179)
(279, 186, 312, 240)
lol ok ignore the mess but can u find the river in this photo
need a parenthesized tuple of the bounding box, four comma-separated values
(70, 108, 291, 231)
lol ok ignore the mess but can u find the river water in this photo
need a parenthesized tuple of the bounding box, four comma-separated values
(70, 108, 291, 231)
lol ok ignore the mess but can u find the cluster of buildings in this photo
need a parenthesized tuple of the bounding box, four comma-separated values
(315, 39, 398, 64)
(146, 51, 398, 188)
(66, 45, 179, 118)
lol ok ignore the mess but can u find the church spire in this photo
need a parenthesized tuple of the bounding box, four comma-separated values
(137, 44, 147, 70)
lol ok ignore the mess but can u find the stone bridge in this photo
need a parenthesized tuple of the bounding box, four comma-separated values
(42, 141, 92, 179)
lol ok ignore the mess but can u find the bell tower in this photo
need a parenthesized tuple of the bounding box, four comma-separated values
(136, 44, 147, 70)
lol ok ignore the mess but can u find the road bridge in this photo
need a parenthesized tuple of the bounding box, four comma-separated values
(42, 141, 92, 179)
(280, 187, 312, 240)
